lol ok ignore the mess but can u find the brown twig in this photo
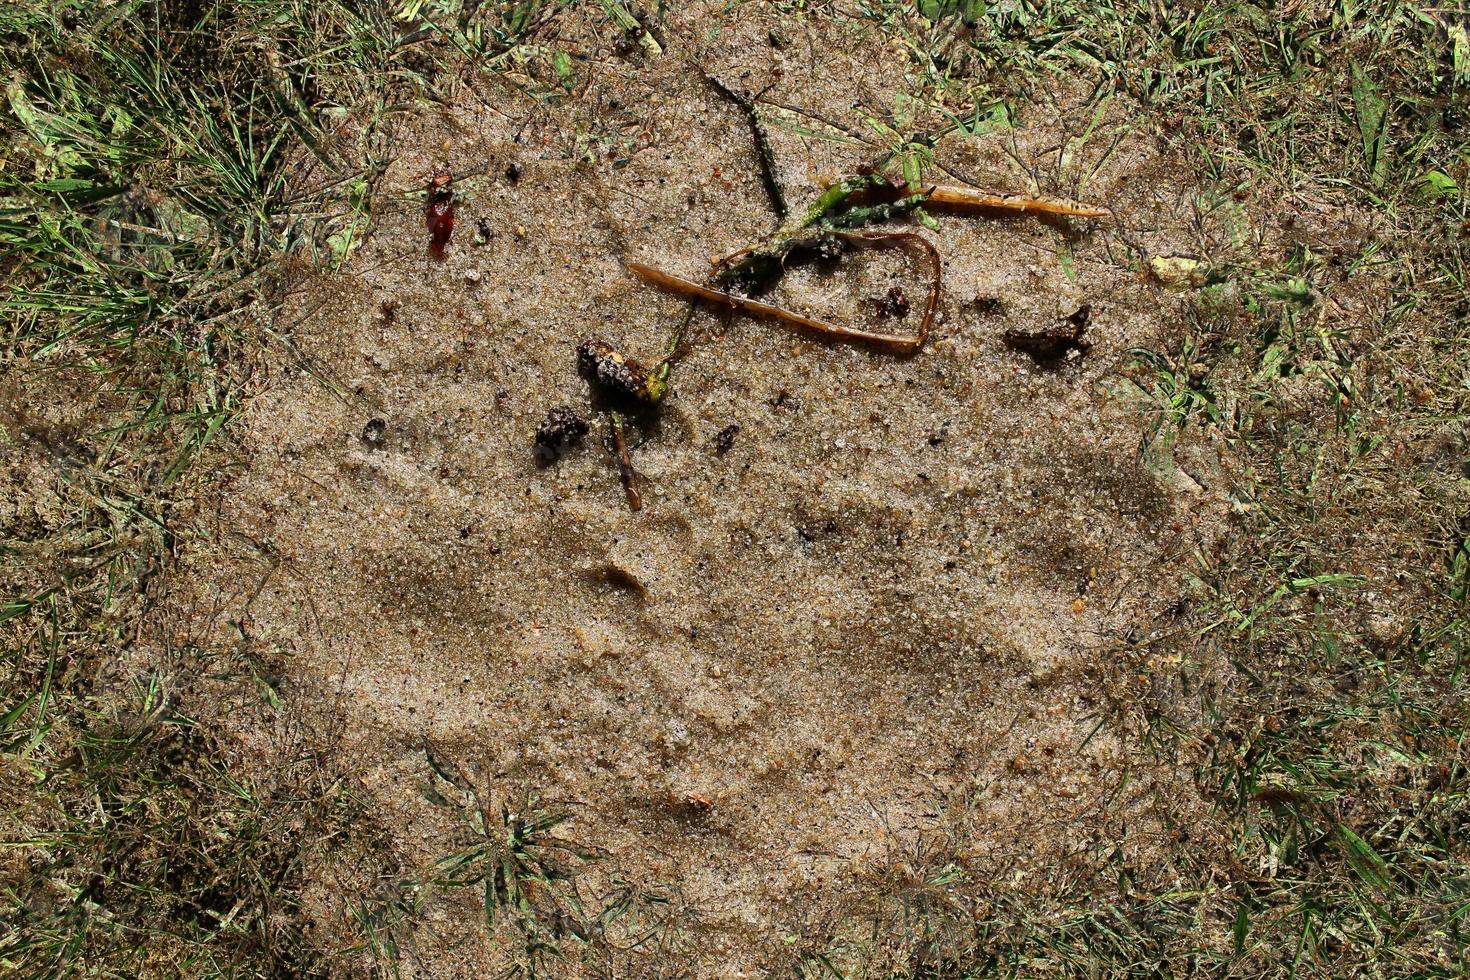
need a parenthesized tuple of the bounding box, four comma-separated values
(607, 413, 642, 511)
(628, 230, 940, 354)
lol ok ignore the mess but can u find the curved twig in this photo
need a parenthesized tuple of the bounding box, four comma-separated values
(629, 230, 940, 354)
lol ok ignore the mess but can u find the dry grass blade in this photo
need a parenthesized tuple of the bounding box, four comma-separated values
(922, 185, 1110, 218)
(629, 231, 939, 354)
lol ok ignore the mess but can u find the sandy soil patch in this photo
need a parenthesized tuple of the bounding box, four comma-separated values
(162, 4, 1239, 973)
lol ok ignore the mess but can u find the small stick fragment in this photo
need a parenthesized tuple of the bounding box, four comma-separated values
(608, 412, 642, 511)
(923, 185, 1109, 218)
(629, 230, 940, 353)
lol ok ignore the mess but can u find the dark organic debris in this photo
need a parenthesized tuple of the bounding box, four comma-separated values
(1003, 304, 1092, 362)
(870, 285, 910, 319)
(577, 338, 669, 405)
(534, 406, 590, 460)
(426, 174, 454, 261)
(361, 417, 387, 448)
(714, 423, 741, 454)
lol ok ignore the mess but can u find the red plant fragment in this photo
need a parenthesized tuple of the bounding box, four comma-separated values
(426, 174, 454, 261)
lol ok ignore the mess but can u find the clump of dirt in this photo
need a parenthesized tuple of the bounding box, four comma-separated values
(167, 3, 1244, 972)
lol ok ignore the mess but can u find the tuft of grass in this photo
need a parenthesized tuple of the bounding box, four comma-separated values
(0, 663, 370, 977)
(413, 745, 683, 977)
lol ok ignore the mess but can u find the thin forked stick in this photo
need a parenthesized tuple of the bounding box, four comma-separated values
(699, 67, 787, 222)
(630, 230, 941, 354)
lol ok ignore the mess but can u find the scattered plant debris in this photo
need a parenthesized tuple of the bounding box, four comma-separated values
(532, 68, 1107, 510)
(629, 175, 1102, 355)
(426, 174, 455, 261)
(533, 337, 670, 507)
(870, 285, 910, 319)
(534, 406, 590, 460)
(1003, 304, 1092, 363)
(714, 423, 741, 454)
